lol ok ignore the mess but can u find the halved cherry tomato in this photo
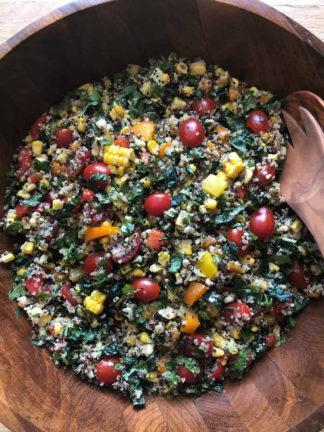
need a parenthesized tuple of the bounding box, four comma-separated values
(265, 334, 277, 348)
(253, 163, 276, 186)
(212, 363, 225, 379)
(83, 253, 113, 277)
(250, 206, 275, 240)
(144, 229, 166, 250)
(246, 110, 269, 133)
(111, 231, 141, 264)
(183, 333, 213, 358)
(66, 147, 91, 178)
(236, 185, 248, 199)
(227, 228, 249, 256)
(30, 115, 49, 140)
(270, 298, 292, 319)
(61, 282, 78, 306)
(29, 174, 40, 184)
(81, 189, 95, 203)
(83, 163, 110, 187)
(144, 193, 171, 216)
(96, 357, 122, 384)
(179, 118, 205, 148)
(177, 362, 204, 384)
(53, 128, 73, 148)
(192, 97, 216, 117)
(25, 274, 51, 296)
(114, 136, 130, 148)
(140, 151, 151, 166)
(18, 147, 32, 172)
(221, 302, 252, 325)
(15, 205, 30, 216)
(133, 277, 160, 302)
(289, 260, 310, 291)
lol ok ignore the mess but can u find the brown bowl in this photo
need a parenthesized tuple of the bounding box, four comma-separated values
(0, 1, 323, 431)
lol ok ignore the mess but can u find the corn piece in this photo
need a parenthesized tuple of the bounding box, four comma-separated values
(52, 199, 64, 210)
(189, 60, 206, 75)
(145, 371, 159, 383)
(140, 332, 151, 344)
(69, 266, 85, 282)
(170, 97, 186, 111)
(182, 86, 194, 95)
(214, 347, 225, 358)
(21, 242, 34, 254)
(290, 219, 303, 233)
(158, 251, 170, 267)
(176, 62, 188, 74)
(147, 140, 159, 155)
(132, 268, 145, 277)
(176, 239, 192, 256)
(83, 289, 107, 314)
(31, 140, 43, 156)
(0, 252, 15, 263)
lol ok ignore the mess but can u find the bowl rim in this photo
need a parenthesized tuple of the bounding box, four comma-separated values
(0, 0, 323, 60)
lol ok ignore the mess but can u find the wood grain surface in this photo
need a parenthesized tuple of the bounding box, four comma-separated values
(0, 1, 323, 432)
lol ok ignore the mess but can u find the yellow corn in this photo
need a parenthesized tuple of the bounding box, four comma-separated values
(52, 199, 64, 210)
(57, 151, 68, 164)
(140, 177, 151, 188)
(147, 140, 159, 155)
(21, 242, 34, 254)
(40, 179, 50, 188)
(145, 371, 158, 383)
(17, 267, 26, 276)
(140, 81, 151, 96)
(197, 251, 218, 278)
(269, 262, 280, 272)
(229, 327, 240, 339)
(132, 268, 145, 277)
(17, 190, 30, 200)
(190, 60, 206, 75)
(204, 198, 217, 210)
(126, 335, 137, 346)
(103, 144, 134, 168)
(31, 140, 43, 156)
(77, 121, 86, 132)
(109, 104, 126, 120)
(170, 97, 186, 111)
(182, 86, 194, 95)
(290, 219, 303, 233)
(158, 251, 170, 267)
(251, 326, 259, 332)
(0, 252, 15, 263)
(176, 62, 188, 74)
(53, 321, 64, 335)
(201, 173, 228, 198)
(140, 332, 151, 344)
(223, 152, 244, 179)
(176, 239, 192, 256)
(121, 263, 131, 275)
(240, 256, 255, 266)
(214, 347, 225, 358)
(83, 290, 107, 314)
(212, 333, 227, 349)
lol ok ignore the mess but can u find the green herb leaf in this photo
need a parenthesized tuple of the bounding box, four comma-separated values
(230, 130, 253, 153)
(22, 193, 44, 207)
(9, 283, 28, 301)
(5, 221, 24, 235)
(213, 205, 246, 225)
(168, 253, 185, 274)
(176, 356, 201, 374)
(222, 112, 245, 131)
(242, 91, 257, 113)
(204, 291, 223, 308)
(268, 283, 291, 303)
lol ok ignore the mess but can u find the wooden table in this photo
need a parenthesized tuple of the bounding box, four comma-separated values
(0, 1, 323, 432)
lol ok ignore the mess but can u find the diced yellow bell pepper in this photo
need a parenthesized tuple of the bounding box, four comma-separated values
(197, 251, 218, 278)
(201, 173, 228, 198)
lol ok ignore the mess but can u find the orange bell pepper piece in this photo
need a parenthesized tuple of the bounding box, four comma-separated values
(144, 229, 166, 250)
(229, 87, 239, 102)
(85, 226, 119, 242)
(183, 282, 208, 306)
(159, 142, 172, 159)
(180, 311, 200, 334)
(132, 121, 155, 142)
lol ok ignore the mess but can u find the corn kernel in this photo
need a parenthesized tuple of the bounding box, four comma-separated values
(170, 97, 186, 111)
(212, 333, 227, 349)
(158, 251, 170, 267)
(126, 335, 137, 346)
(0, 252, 15, 263)
(140, 177, 151, 188)
(23, 183, 36, 193)
(145, 371, 158, 383)
(21, 242, 34, 254)
(17, 190, 30, 200)
(182, 86, 194, 95)
(204, 198, 217, 210)
(251, 326, 259, 332)
(190, 60, 206, 75)
(269, 262, 280, 272)
(52, 199, 64, 210)
(31, 140, 43, 156)
(176, 62, 188, 74)
(147, 140, 159, 155)
(290, 219, 303, 233)
(176, 239, 192, 256)
(240, 256, 255, 266)
(53, 321, 64, 335)
(140, 332, 151, 344)
(214, 347, 225, 358)
(229, 327, 240, 339)
(40, 179, 50, 188)
(17, 267, 26, 276)
(83, 289, 106, 315)
(127, 64, 140, 75)
(77, 122, 86, 132)
(132, 268, 145, 277)
(220, 358, 227, 366)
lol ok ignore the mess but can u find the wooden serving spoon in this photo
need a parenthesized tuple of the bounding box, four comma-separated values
(281, 91, 324, 256)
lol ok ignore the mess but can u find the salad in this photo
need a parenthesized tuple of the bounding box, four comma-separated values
(1, 55, 323, 407)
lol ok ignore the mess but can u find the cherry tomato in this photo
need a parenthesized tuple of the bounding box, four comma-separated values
(133, 277, 160, 302)
(15, 205, 30, 216)
(246, 110, 269, 133)
(177, 362, 204, 384)
(265, 334, 277, 348)
(183, 333, 213, 358)
(179, 118, 205, 148)
(144, 193, 171, 216)
(66, 147, 91, 178)
(25, 274, 50, 296)
(81, 189, 94, 203)
(83, 163, 110, 187)
(227, 228, 249, 256)
(114, 136, 130, 148)
(53, 128, 73, 148)
(83, 253, 113, 277)
(111, 231, 141, 264)
(212, 363, 225, 379)
(61, 282, 78, 306)
(250, 206, 275, 240)
(288, 260, 310, 291)
(253, 163, 276, 186)
(29, 174, 40, 184)
(34, 202, 51, 213)
(140, 151, 151, 166)
(221, 302, 252, 325)
(192, 97, 216, 117)
(18, 147, 32, 172)
(30, 114, 49, 140)
(270, 299, 292, 319)
(236, 185, 248, 199)
(96, 356, 122, 384)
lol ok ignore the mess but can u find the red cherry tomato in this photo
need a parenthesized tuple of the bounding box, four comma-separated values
(270, 299, 292, 319)
(246, 110, 269, 133)
(212, 363, 225, 379)
(192, 97, 216, 117)
(179, 118, 205, 148)
(30, 114, 49, 139)
(177, 362, 204, 384)
(250, 206, 275, 240)
(66, 147, 91, 178)
(61, 282, 78, 306)
(18, 147, 32, 172)
(221, 302, 252, 325)
(53, 128, 73, 148)
(83, 253, 113, 277)
(253, 163, 276, 186)
(83, 163, 110, 187)
(81, 189, 94, 203)
(111, 231, 141, 264)
(265, 334, 277, 348)
(289, 260, 310, 291)
(236, 185, 248, 199)
(227, 228, 249, 256)
(183, 333, 213, 358)
(34, 202, 51, 213)
(29, 174, 40, 184)
(144, 193, 171, 216)
(25, 274, 51, 296)
(15, 205, 30, 216)
(133, 277, 160, 302)
(114, 136, 130, 148)
(96, 357, 122, 384)
(140, 151, 151, 166)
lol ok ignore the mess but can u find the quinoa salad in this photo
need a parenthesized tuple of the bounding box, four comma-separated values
(1, 55, 323, 407)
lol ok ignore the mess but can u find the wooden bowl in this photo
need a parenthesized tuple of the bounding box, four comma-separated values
(0, 1, 323, 431)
